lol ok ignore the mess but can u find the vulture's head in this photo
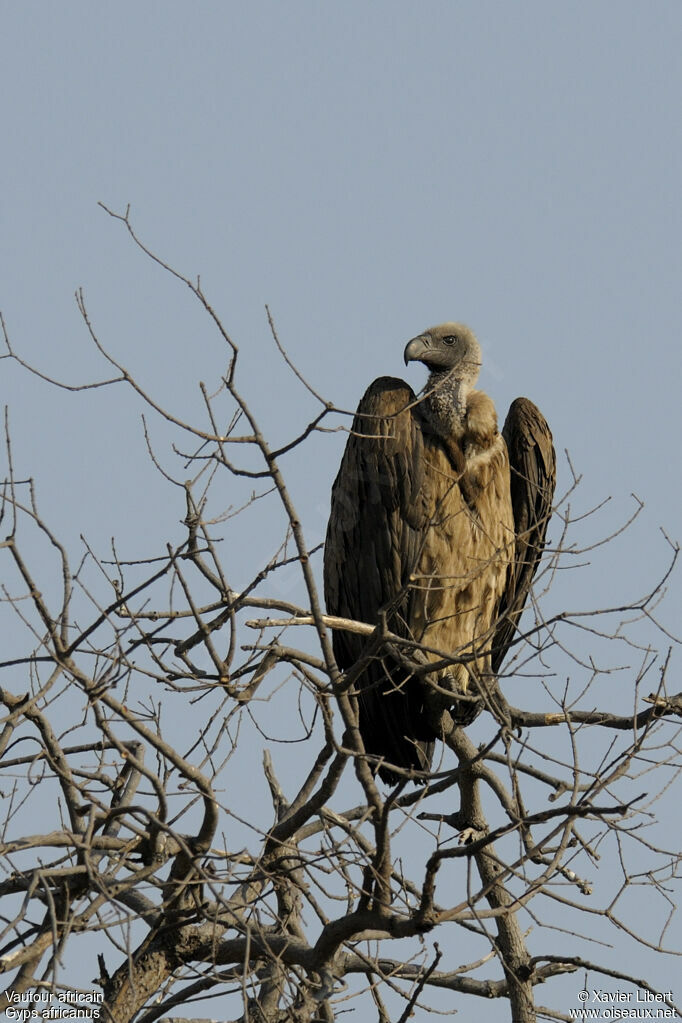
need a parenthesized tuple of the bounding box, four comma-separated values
(404, 322, 481, 387)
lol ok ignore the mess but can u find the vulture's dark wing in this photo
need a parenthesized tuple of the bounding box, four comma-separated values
(492, 397, 556, 673)
(324, 377, 434, 779)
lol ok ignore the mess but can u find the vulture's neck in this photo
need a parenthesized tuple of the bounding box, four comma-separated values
(423, 369, 472, 438)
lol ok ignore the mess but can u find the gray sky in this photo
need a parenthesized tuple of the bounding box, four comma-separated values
(2, 2, 681, 1017)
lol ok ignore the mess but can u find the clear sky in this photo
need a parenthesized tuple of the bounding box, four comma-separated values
(1, 2, 681, 1017)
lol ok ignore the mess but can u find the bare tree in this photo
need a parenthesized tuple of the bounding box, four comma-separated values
(1, 209, 681, 1023)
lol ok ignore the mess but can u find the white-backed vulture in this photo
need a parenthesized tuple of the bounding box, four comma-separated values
(323, 323, 555, 782)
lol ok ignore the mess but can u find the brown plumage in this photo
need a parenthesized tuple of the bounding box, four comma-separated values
(324, 323, 555, 782)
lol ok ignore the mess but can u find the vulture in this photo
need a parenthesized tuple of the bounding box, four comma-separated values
(324, 323, 555, 782)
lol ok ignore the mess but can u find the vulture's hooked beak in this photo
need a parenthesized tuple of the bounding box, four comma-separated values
(403, 334, 431, 366)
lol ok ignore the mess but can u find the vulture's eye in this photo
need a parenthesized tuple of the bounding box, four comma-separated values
(442, 335, 457, 345)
